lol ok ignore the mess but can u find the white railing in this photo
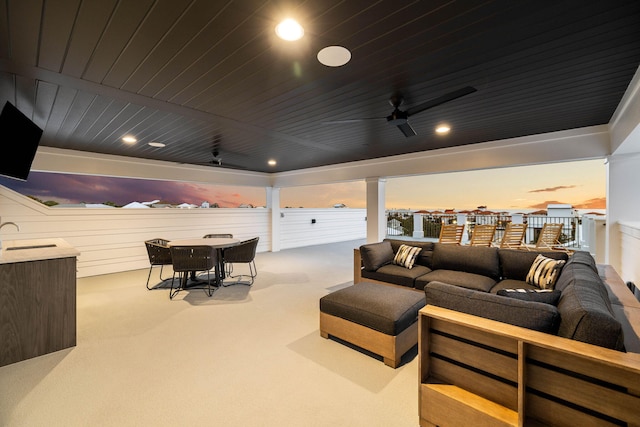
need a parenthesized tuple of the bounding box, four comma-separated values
(387, 212, 583, 249)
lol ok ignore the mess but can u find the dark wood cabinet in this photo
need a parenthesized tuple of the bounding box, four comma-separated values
(0, 256, 77, 367)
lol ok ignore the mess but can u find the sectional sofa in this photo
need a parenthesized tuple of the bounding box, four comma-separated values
(353, 238, 640, 425)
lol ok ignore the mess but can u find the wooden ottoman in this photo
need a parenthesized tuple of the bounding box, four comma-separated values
(319, 282, 426, 368)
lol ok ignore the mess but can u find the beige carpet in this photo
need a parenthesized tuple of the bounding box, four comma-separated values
(0, 240, 420, 426)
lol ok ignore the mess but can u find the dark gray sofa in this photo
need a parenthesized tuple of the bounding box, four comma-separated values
(355, 239, 625, 351)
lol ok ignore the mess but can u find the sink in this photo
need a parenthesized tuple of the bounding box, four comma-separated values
(6, 244, 57, 250)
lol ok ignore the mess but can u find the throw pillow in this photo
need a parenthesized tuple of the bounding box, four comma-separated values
(526, 254, 566, 289)
(497, 288, 562, 306)
(393, 244, 422, 269)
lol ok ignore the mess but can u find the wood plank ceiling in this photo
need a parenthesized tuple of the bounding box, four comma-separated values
(1, 0, 639, 173)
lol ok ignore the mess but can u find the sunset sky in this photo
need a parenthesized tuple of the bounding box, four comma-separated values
(0, 159, 606, 211)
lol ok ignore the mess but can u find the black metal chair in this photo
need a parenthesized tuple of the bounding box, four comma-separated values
(223, 237, 259, 286)
(144, 238, 172, 290)
(168, 245, 217, 299)
(203, 233, 234, 274)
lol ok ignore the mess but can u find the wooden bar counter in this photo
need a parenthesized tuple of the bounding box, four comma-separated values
(0, 238, 80, 367)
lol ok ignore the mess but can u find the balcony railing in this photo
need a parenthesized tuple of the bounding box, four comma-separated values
(386, 212, 582, 249)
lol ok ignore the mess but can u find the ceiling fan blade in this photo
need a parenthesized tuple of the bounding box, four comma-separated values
(322, 117, 385, 124)
(397, 122, 417, 137)
(406, 86, 477, 117)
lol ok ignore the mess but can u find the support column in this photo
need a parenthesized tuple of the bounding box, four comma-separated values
(267, 187, 281, 252)
(366, 177, 386, 243)
(413, 213, 424, 238)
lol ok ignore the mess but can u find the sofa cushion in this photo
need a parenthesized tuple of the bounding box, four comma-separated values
(362, 264, 431, 288)
(557, 280, 625, 351)
(415, 269, 497, 292)
(431, 243, 500, 280)
(360, 241, 394, 271)
(425, 281, 560, 333)
(497, 288, 562, 305)
(525, 254, 566, 289)
(393, 244, 422, 269)
(498, 249, 569, 281)
(320, 282, 426, 335)
(563, 250, 598, 273)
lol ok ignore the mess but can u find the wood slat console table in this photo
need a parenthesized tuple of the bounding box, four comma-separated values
(418, 264, 640, 427)
(0, 238, 80, 367)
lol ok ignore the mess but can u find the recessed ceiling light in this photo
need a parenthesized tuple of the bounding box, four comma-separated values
(435, 125, 450, 134)
(275, 19, 304, 41)
(317, 46, 351, 67)
(148, 141, 165, 148)
(268, 159, 277, 166)
(122, 135, 137, 143)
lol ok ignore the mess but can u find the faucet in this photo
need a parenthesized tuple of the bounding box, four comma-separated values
(0, 218, 20, 251)
(0, 221, 20, 232)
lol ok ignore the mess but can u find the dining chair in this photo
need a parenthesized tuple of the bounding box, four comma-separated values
(469, 224, 496, 247)
(496, 223, 527, 249)
(438, 224, 465, 245)
(223, 237, 259, 286)
(168, 245, 217, 299)
(144, 238, 172, 290)
(203, 233, 233, 238)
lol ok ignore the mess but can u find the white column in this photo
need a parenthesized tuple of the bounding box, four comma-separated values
(456, 214, 469, 244)
(366, 177, 386, 243)
(266, 187, 281, 252)
(413, 213, 424, 238)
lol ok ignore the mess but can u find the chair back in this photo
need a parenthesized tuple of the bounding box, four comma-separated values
(499, 223, 527, 249)
(535, 223, 563, 249)
(203, 233, 233, 238)
(439, 224, 465, 245)
(145, 238, 172, 266)
(223, 237, 259, 263)
(169, 245, 216, 273)
(469, 224, 496, 247)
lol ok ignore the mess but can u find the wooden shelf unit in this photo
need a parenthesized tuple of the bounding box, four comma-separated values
(418, 305, 640, 427)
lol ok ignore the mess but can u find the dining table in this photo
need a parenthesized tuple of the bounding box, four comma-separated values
(168, 237, 240, 287)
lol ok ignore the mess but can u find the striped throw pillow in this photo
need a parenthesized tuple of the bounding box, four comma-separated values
(393, 244, 422, 269)
(526, 254, 566, 289)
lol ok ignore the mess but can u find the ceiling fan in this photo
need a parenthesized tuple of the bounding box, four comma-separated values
(191, 135, 246, 170)
(325, 86, 477, 137)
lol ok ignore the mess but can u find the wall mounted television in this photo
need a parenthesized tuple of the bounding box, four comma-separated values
(0, 101, 43, 181)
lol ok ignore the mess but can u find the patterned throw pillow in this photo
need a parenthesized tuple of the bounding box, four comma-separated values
(393, 244, 422, 269)
(526, 254, 566, 289)
(497, 288, 562, 306)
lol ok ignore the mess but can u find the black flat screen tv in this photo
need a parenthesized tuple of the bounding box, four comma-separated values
(0, 101, 43, 181)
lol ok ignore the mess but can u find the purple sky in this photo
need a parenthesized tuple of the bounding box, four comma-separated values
(0, 172, 265, 207)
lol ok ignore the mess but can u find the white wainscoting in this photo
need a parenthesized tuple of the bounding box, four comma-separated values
(1, 186, 366, 277)
(620, 222, 640, 292)
(279, 208, 367, 250)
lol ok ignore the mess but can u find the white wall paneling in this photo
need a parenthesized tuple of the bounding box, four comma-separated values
(1, 186, 366, 277)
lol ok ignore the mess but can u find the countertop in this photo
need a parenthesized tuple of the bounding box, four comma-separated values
(0, 238, 80, 264)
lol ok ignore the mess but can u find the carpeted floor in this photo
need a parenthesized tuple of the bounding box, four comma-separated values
(0, 239, 420, 426)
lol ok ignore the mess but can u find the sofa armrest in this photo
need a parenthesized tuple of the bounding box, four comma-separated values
(354, 248, 363, 284)
(418, 305, 640, 426)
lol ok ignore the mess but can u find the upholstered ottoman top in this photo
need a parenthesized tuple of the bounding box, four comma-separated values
(320, 282, 426, 335)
